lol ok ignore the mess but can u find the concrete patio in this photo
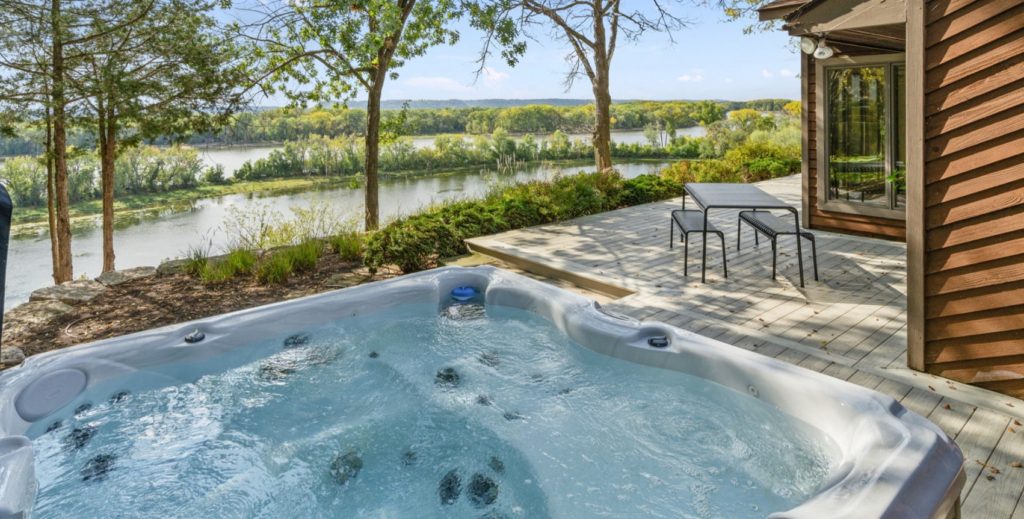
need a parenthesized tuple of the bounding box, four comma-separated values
(466, 174, 1024, 518)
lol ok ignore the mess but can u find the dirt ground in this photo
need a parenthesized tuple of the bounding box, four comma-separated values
(2, 254, 399, 360)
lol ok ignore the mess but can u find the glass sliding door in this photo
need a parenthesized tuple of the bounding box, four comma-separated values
(824, 60, 906, 213)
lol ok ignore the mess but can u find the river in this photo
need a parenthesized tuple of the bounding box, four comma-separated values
(5, 160, 672, 308)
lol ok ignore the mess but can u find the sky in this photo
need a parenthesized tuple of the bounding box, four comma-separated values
(374, 5, 800, 103)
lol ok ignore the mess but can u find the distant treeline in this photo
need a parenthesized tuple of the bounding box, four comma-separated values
(0, 99, 793, 156)
(0, 104, 802, 210)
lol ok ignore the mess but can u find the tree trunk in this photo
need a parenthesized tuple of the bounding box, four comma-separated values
(50, 0, 73, 283)
(592, 73, 613, 172)
(590, 2, 613, 173)
(99, 105, 116, 272)
(363, 80, 383, 231)
(45, 105, 60, 284)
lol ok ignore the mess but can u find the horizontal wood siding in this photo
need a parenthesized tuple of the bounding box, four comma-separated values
(922, 0, 1024, 395)
(804, 53, 907, 240)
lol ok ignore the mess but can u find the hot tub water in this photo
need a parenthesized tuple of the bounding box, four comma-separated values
(26, 302, 834, 518)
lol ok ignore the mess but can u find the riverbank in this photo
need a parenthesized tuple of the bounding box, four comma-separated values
(10, 177, 346, 235)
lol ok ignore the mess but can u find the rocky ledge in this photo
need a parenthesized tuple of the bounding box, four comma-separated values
(2, 264, 163, 368)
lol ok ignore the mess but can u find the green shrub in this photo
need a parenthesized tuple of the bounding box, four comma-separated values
(618, 174, 683, 206)
(330, 232, 365, 262)
(364, 213, 458, 273)
(746, 157, 791, 180)
(256, 253, 293, 284)
(284, 240, 322, 273)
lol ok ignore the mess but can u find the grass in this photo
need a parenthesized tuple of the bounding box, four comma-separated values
(192, 240, 325, 286)
(329, 232, 364, 262)
(256, 253, 293, 284)
(200, 249, 258, 284)
(183, 241, 213, 277)
(283, 240, 323, 273)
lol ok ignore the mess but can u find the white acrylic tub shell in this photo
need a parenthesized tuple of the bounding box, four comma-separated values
(0, 266, 964, 519)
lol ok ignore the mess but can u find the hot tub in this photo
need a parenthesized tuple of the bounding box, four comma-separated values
(0, 266, 963, 518)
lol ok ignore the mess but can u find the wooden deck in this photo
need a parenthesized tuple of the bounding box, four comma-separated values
(466, 174, 1024, 519)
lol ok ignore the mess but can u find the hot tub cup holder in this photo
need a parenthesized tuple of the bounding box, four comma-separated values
(450, 286, 481, 302)
(647, 336, 670, 348)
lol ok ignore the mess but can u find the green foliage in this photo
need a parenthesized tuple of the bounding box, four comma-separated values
(283, 240, 322, 273)
(256, 253, 293, 284)
(363, 171, 677, 273)
(202, 165, 227, 185)
(183, 240, 213, 277)
(253, 1, 460, 107)
(617, 174, 684, 206)
(221, 200, 348, 250)
(0, 145, 221, 207)
(660, 139, 800, 185)
(330, 232, 365, 262)
(0, 99, 794, 155)
(200, 249, 258, 284)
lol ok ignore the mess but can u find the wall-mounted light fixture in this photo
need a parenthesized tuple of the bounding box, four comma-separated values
(800, 36, 835, 59)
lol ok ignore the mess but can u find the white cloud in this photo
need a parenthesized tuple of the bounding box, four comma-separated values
(677, 69, 705, 82)
(724, 78, 734, 84)
(779, 68, 794, 77)
(761, 69, 774, 78)
(481, 66, 510, 84)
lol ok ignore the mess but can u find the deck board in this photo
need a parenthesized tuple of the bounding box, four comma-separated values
(467, 174, 1024, 518)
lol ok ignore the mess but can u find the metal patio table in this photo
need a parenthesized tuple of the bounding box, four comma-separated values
(683, 183, 806, 287)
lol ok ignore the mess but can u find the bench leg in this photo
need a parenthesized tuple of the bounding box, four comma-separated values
(669, 218, 674, 249)
(771, 238, 777, 280)
(683, 231, 689, 276)
(719, 232, 728, 279)
(736, 215, 742, 251)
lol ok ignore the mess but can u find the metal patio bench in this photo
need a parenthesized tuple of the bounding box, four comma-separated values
(669, 209, 727, 278)
(737, 210, 818, 282)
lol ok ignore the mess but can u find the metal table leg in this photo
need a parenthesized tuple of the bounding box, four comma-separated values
(791, 209, 805, 287)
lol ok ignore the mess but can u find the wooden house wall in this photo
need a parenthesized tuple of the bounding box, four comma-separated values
(919, 0, 1024, 396)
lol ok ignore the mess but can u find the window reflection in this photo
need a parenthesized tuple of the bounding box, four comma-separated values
(827, 66, 888, 207)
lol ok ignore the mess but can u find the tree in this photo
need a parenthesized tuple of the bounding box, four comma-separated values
(71, 0, 247, 272)
(782, 100, 801, 118)
(0, 0, 94, 283)
(471, 1, 687, 172)
(243, 0, 461, 230)
(691, 100, 724, 126)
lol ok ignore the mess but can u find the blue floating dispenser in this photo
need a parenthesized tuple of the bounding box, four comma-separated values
(450, 286, 478, 302)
